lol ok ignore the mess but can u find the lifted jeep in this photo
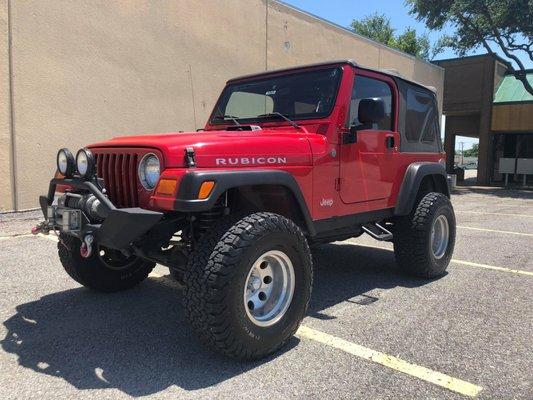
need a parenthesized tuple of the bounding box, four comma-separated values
(35, 60, 455, 360)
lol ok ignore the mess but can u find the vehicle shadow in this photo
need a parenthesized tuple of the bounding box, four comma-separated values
(1, 243, 435, 396)
(309, 244, 434, 319)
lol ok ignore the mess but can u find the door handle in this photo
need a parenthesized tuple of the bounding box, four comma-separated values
(385, 136, 395, 149)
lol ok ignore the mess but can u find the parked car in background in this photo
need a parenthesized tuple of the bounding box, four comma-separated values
(458, 161, 478, 170)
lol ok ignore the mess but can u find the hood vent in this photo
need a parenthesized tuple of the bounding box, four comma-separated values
(225, 125, 262, 131)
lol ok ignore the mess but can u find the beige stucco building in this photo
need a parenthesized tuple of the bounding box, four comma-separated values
(0, 0, 444, 212)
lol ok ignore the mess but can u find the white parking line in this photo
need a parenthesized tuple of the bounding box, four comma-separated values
(0, 233, 59, 241)
(451, 259, 533, 277)
(456, 210, 533, 218)
(348, 242, 532, 276)
(456, 226, 533, 237)
(296, 325, 482, 397)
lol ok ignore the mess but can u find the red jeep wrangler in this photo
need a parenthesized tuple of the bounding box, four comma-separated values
(36, 60, 455, 359)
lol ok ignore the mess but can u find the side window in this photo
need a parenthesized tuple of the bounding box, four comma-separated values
(349, 75, 393, 130)
(405, 88, 438, 144)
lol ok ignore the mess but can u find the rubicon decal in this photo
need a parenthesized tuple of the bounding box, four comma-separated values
(216, 157, 287, 166)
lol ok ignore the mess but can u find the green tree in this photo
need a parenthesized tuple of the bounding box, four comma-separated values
(350, 13, 432, 60)
(463, 143, 479, 157)
(406, 0, 533, 95)
(395, 27, 431, 60)
(350, 13, 396, 46)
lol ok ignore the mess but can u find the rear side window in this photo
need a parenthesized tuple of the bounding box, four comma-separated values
(397, 80, 441, 153)
(349, 75, 393, 130)
(405, 88, 438, 143)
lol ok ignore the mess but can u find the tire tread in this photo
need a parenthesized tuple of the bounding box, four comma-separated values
(183, 212, 312, 360)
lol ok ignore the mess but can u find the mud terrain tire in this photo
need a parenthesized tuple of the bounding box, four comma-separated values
(393, 192, 456, 278)
(183, 212, 313, 360)
(58, 234, 155, 292)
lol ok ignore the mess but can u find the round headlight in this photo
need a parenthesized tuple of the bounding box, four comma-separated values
(57, 148, 75, 177)
(138, 153, 160, 190)
(76, 148, 95, 178)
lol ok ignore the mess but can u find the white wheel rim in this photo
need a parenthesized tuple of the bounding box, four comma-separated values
(431, 214, 450, 259)
(243, 250, 295, 327)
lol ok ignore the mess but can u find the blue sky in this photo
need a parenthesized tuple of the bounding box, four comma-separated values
(283, 0, 533, 150)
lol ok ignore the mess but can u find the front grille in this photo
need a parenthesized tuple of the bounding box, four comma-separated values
(94, 152, 139, 208)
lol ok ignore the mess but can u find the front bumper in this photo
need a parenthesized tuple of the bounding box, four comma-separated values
(40, 178, 163, 250)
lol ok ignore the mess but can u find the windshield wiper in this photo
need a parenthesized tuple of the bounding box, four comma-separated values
(256, 112, 301, 130)
(214, 114, 242, 126)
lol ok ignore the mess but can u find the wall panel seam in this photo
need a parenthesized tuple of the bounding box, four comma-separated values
(265, 0, 268, 71)
(7, 0, 17, 211)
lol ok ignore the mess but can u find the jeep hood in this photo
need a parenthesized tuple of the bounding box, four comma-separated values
(88, 129, 313, 168)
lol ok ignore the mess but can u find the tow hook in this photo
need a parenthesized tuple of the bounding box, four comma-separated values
(80, 234, 94, 258)
(31, 221, 50, 235)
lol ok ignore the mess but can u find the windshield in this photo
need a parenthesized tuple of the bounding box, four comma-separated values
(211, 67, 342, 125)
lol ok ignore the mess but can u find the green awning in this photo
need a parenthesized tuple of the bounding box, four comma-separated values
(494, 71, 533, 103)
(493, 73, 533, 103)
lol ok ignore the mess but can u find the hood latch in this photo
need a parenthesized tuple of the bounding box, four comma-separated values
(185, 147, 196, 167)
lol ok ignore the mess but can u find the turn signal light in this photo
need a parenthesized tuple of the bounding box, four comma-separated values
(155, 179, 177, 196)
(198, 181, 215, 199)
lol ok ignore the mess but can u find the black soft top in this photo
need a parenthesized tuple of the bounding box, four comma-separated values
(227, 59, 437, 96)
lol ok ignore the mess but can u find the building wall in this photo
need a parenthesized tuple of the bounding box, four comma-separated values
(435, 55, 501, 183)
(0, 0, 444, 211)
(436, 56, 489, 115)
(0, 0, 13, 211)
(492, 103, 533, 132)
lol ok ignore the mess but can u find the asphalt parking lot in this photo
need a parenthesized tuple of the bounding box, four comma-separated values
(1, 187, 531, 399)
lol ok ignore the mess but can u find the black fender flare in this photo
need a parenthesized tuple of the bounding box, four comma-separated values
(174, 170, 316, 236)
(394, 162, 449, 216)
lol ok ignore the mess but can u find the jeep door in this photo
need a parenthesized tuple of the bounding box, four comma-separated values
(339, 71, 399, 204)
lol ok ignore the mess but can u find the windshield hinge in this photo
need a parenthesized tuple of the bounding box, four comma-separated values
(185, 147, 196, 167)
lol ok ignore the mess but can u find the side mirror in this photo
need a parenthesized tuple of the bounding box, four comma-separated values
(342, 125, 358, 144)
(358, 97, 385, 125)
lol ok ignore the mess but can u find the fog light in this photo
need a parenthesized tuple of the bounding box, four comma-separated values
(57, 148, 75, 177)
(76, 148, 96, 178)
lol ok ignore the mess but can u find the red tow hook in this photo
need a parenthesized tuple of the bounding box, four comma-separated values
(80, 235, 94, 258)
(31, 222, 50, 235)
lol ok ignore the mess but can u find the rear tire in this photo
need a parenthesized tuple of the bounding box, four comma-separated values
(58, 234, 155, 292)
(393, 193, 455, 278)
(183, 212, 313, 360)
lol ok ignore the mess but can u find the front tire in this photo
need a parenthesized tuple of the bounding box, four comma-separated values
(183, 212, 313, 360)
(58, 234, 155, 292)
(393, 193, 456, 278)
